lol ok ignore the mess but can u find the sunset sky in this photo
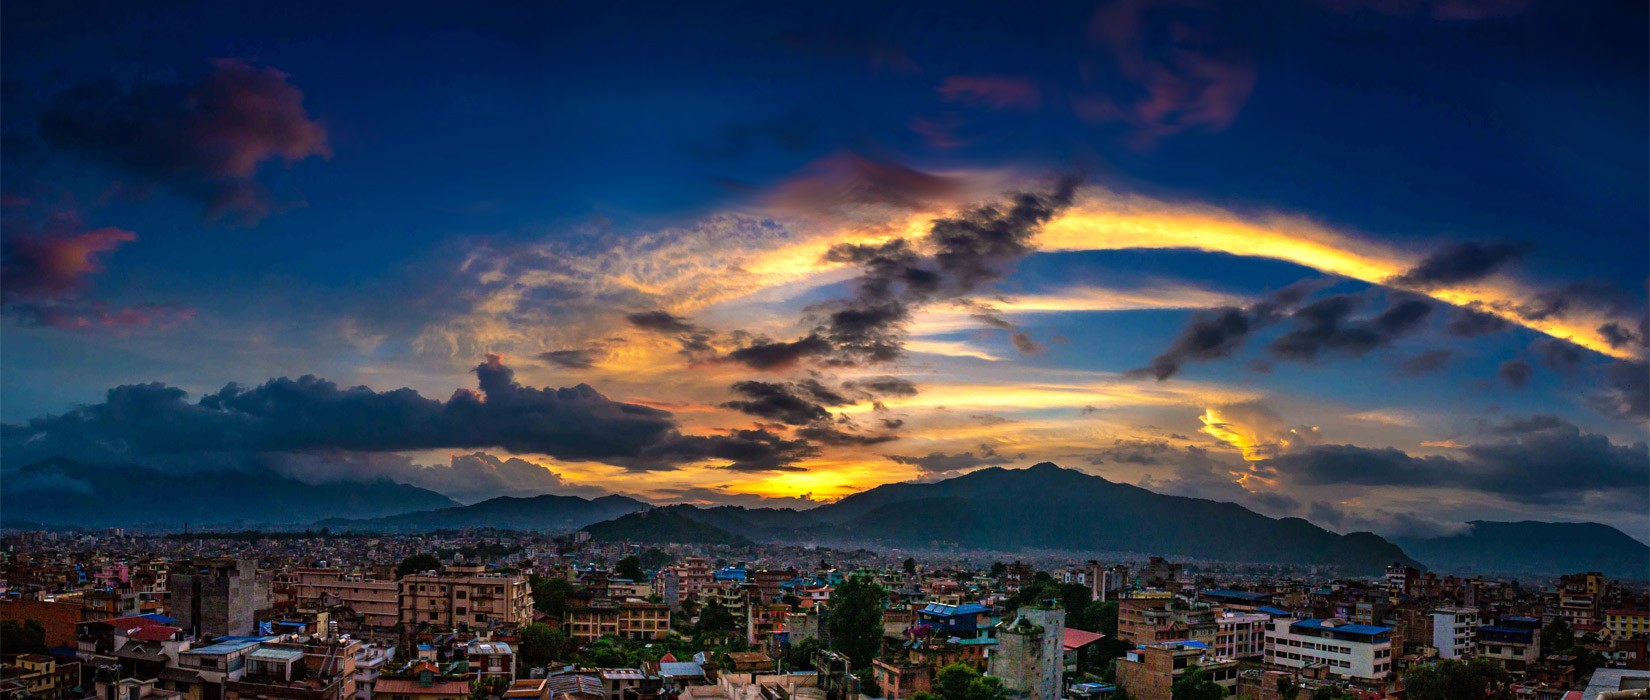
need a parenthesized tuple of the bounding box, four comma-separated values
(3, 0, 1646, 540)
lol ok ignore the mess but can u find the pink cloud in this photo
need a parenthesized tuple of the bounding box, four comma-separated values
(936, 76, 1042, 110)
(2, 226, 137, 300)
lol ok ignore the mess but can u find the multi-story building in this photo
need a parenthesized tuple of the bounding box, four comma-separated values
(1384, 564, 1419, 599)
(1557, 572, 1605, 629)
(1118, 596, 1215, 646)
(170, 559, 273, 638)
(1477, 617, 1541, 673)
(0, 654, 80, 700)
(466, 641, 515, 681)
(1114, 641, 1237, 700)
(1264, 618, 1392, 682)
(988, 606, 1065, 700)
(1605, 609, 1649, 640)
(1213, 612, 1269, 660)
(1432, 606, 1479, 659)
(565, 601, 671, 643)
(287, 569, 398, 630)
(397, 566, 533, 630)
(223, 638, 359, 700)
(372, 663, 470, 700)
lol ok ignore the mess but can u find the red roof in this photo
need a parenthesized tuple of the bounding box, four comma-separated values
(375, 678, 469, 697)
(1062, 628, 1105, 650)
(103, 615, 180, 642)
(660, 653, 677, 663)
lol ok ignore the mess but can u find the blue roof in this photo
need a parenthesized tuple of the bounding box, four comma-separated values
(657, 662, 706, 677)
(1291, 619, 1390, 636)
(138, 613, 176, 625)
(1160, 640, 1208, 650)
(1256, 606, 1292, 616)
(185, 637, 273, 655)
(1202, 589, 1271, 601)
(920, 602, 988, 617)
(417, 644, 434, 650)
(1504, 616, 1540, 623)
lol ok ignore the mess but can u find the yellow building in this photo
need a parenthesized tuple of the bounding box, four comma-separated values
(1605, 609, 1649, 639)
(1, 654, 66, 700)
(566, 601, 671, 643)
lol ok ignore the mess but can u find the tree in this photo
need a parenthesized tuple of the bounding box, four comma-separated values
(1276, 678, 1301, 700)
(529, 575, 577, 620)
(1540, 617, 1573, 652)
(698, 603, 737, 635)
(1402, 658, 1512, 700)
(1309, 687, 1356, 700)
(933, 663, 1011, 700)
(827, 575, 886, 669)
(397, 553, 442, 578)
(519, 623, 567, 669)
(0, 620, 47, 655)
(903, 558, 917, 575)
(785, 637, 823, 671)
(1170, 665, 1225, 700)
(615, 555, 646, 581)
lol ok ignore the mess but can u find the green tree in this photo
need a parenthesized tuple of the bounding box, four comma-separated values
(1170, 665, 1225, 700)
(1402, 658, 1512, 700)
(1540, 617, 1573, 652)
(0, 620, 47, 655)
(1309, 687, 1356, 700)
(785, 637, 823, 671)
(615, 555, 646, 581)
(699, 603, 737, 633)
(903, 558, 917, 575)
(529, 575, 577, 619)
(827, 575, 886, 668)
(519, 623, 567, 669)
(397, 553, 442, 578)
(932, 663, 1011, 700)
(1276, 677, 1301, 700)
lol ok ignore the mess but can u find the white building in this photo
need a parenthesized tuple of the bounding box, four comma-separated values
(1265, 618, 1393, 681)
(1215, 612, 1269, 659)
(1432, 607, 1479, 660)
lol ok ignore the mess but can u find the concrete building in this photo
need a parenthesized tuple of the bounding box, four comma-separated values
(1213, 612, 1269, 660)
(1118, 596, 1215, 646)
(397, 565, 533, 630)
(170, 559, 273, 638)
(1477, 617, 1541, 673)
(1114, 641, 1236, 700)
(565, 601, 671, 644)
(287, 569, 398, 630)
(1431, 606, 1479, 659)
(0, 654, 80, 700)
(1264, 618, 1392, 682)
(988, 606, 1065, 700)
(466, 641, 515, 681)
(1605, 609, 1650, 640)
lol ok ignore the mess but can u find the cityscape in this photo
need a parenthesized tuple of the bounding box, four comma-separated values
(2, 1, 1648, 700)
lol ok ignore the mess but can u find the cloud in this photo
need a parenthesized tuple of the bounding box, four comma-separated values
(1395, 349, 1452, 376)
(1266, 292, 1434, 361)
(38, 59, 329, 225)
(937, 76, 1042, 110)
(1073, 0, 1257, 147)
(765, 152, 969, 213)
(1531, 337, 1585, 374)
(725, 177, 1078, 370)
(272, 450, 609, 504)
(625, 310, 702, 334)
(1498, 359, 1533, 388)
(841, 376, 919, 398)
(886, 449, 1004, 474)
(1198, 402, 1320, 461)
(1591, 360, 1648, 421)
(653, 486, 821, 510)
(1134, 280, 1322, 380)
(1260, 416, 1648, 506)
(1306, 501, 1471, 539)
(1009, 332, 1044, 354)
(1445, 306, 1511, 337)
(538, 348, 601, 369)
(0, 212, 195, 330)
(1389, 240, 1525, 290)
(1116, 438, 1296, 515)
(721, 380, 844, 426)
(0, 354, 813, 473)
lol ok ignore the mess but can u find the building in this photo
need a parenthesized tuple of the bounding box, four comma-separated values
(1114, 641, 1236, 700)
(915, 603, 991, 639)
(223, 642, 356, 700)
(1384, 564, 1419, 598)
(373, 664, 470, 700)
(1264, 618, 1393, 682)
(1213, 612, 1269, 660)
(466, 641, 515, 681)
(1557, 573, 1604, 629)
(0, 654, 80, 700)
(1605, 609, 1649, 640)
(871, 658, 931, 700)
(0, 599, 83, 648)
(1432, 606, 1479, 659)
(564, 601, 670, 644)
(287, 569, 399, 630)
(988, 606, 1065, 700)
(398, 566, 533, 630)
(1118, 596, 1215, 646)
(170, 559, 274, 638)
(1478, 617, 1541, 673)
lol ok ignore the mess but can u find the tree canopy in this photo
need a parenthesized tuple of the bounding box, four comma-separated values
(397, 553, 442, 578)
(1401, 658, 1513, 700)
(615, 555, 646, 581)
(827, 575, 885, 668)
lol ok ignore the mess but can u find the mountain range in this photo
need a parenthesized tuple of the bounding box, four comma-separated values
(0, 458, 458, 529)
(7, 458, 1642, 578)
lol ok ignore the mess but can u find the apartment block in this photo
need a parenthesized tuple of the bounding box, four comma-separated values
(397, 565, 533, 629)
(1264, 618, 1393, 682)
(1431, 606, 1479, 659)
(565, 601, 671, 643)
(1114, 641, 1237, 700)
(287, 569, 398, 630)
(169, 559, 273, 638)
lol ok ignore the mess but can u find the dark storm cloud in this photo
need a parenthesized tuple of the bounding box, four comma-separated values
(721, 380, 839, 425)
(1498, 359, 1533, 388)
(1592, 360, 1649, 421)
(1395, 349, 1452, 376)
(36, 60, 329, 225)
(538, 348, 600, 369)
(1445, 306, 1511, 337)
(1389, 240, 1525, 289)
(1260, 416, 1648, 505)
(1134, 279, 1323, 380)
(1514, 279, 1634, 322)
(887, 449, 1002, 474)
(1267, 293, 1434, 361)
(724, 178, 1079, 370)
(1598, 320, 1646, 350)
(1531, 338, 1584, 373)
(842, 376, 919, 398)
(625, 310, 702, 334)
(0, 354, 812, 473)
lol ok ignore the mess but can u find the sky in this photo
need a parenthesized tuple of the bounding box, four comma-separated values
(2, 0, 1646, 541)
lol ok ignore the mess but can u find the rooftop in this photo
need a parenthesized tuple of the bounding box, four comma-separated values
(1290, 619, 1391, 637)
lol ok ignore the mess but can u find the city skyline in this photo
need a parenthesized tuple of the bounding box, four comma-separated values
(1, 0, 1646, 542)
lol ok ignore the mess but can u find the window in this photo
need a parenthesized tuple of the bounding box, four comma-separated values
(457, 590, 467, 599)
